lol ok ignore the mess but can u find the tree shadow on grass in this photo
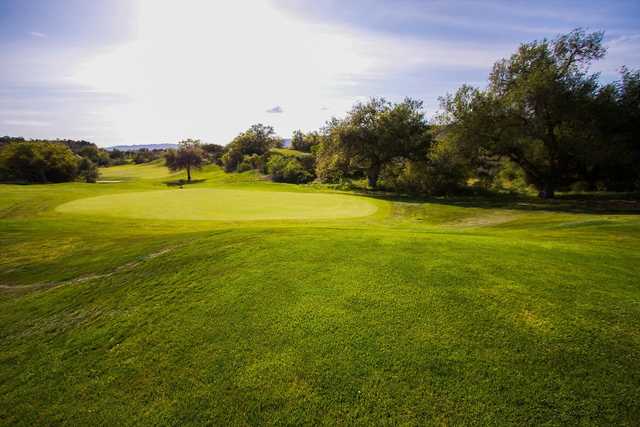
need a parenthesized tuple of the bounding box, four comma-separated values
(355, 190, 640, 215)
(164, 179, 207, 187)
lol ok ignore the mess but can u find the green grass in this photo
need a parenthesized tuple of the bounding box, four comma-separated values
(56, 189, 378, 221)
(97, 160, 177, 181)
(1, 164, 639, 425)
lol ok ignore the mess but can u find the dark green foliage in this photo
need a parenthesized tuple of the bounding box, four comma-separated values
(202, 143, 225, 165)
(291, 130, 322, 152)
(0, 141, 78, 183)
(77, 157, 99, 183)
(439, 29, 637, 197)
(108, 149, 128, 166)
(59, 139, 96, 155)
(237, 154, 264, 173)
(0, 136, 26, 148)
(585, 67, 640, 190)
(74, 144, 112, 167)
(290, 130, 305, 151)
(267, 154, 314, 183)
(165, 139, 205, 182)
(133, 148, 161, 164)
(317, 98, 431, 188)
(314, 119, 353, 184)
(222, 124, 282, 172)
(383, 139, 468, 195)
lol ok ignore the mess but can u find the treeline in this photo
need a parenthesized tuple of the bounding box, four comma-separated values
(0, 137, 104, 183)
(215, 29, 638, 197)
(3, 30, 638, 196)
(0, 137, 179, 183)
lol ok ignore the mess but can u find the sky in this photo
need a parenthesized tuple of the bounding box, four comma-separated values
(1, 0, 639, 147)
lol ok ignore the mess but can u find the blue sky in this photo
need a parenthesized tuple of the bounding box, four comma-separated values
(1, 0, 639, 147)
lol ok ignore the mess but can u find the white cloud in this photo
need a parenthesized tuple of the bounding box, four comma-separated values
(29, 31, 47, 38)
(266, 106, 284, 114)
(68, 0, 508, 145)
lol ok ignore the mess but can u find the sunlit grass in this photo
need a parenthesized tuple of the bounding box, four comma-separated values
(1, 163, 639, 424)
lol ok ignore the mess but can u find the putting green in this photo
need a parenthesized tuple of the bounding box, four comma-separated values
(56, 188, 378, 221)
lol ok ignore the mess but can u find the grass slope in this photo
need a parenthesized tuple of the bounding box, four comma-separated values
(1, 164, 639, 425)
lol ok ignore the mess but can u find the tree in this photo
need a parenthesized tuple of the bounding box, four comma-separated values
(291, 130, 322, 152)
(133, 148, 160, 164)
(318, 98, 430, 188)
(291, 130, 305, 151)
(165, 139, 205, 182)
(440, 29, 607, 198)
(221, 124, 281, 172)
(267, 155, 313, 183)
(587, 67, 640, 190)
(78, 157, 99, 183)
(201, 143, 225, 165)
(0, 141, 78, 183)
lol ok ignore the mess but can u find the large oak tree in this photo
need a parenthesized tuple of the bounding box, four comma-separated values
(319, 98, 430, 188)
(440, 29, 607, 197)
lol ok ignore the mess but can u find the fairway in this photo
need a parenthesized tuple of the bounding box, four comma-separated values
(2, 165, 640, 425)
(3, 4, 640, 423)
(56, 188, 378, 221)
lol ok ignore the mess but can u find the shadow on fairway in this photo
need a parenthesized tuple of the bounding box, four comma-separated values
(164, 179, 207, 187)
(355, 190, 640, 215)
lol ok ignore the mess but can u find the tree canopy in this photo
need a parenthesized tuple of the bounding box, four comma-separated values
(165, 139, 205, 182)
(317, 98, 431, 188)
(221, 124, 282, 172)
(291, 130, 322, 153)
(0, 141, 80, 183)
(438, 29, 635, 197)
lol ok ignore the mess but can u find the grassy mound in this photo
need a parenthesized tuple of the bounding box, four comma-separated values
(56, 188, 378, 221)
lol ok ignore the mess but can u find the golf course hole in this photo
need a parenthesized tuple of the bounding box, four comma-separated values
(56, 188, 378, 221)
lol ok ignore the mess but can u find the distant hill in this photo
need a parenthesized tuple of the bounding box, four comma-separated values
(106, 143, 178, 151)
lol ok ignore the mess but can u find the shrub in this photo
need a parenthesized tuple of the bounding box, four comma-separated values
(222, 124, 281, 172)
(291, 130, 322, 152)
(133, 149, 160, 164)
(383, 142, 468, 196)
(221, 149, 244, 172)
(78, 158, 99, 183)
(237, 154, 264, 172)
(267, 155, 313, 184)
(0, 141, 78, 183)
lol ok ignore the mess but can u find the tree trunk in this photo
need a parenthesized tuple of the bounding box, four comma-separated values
(187, 165, 191, 182)
(367, 163, 380, 189)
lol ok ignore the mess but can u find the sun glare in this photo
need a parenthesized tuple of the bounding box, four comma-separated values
(71, 0, 378, 144)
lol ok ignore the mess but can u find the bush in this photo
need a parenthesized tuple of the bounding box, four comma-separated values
(382, 140, 468, 196)
(237, 154, 264, 173)
(267, 155, 313, 184)
(291, 130, 322, 152)
(221, 149, 244, 172)
(78, 158, 99, 183)
(201, 143, 225, 165)
(486, 159, 532, 194)
(0, 141, 78, 183)
(133, 149, 160, 164)
(222, 124, 281, 172)
(314, 136, 351, 183)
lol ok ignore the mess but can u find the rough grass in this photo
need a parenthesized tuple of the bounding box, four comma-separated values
(1, 164, 639, 425)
